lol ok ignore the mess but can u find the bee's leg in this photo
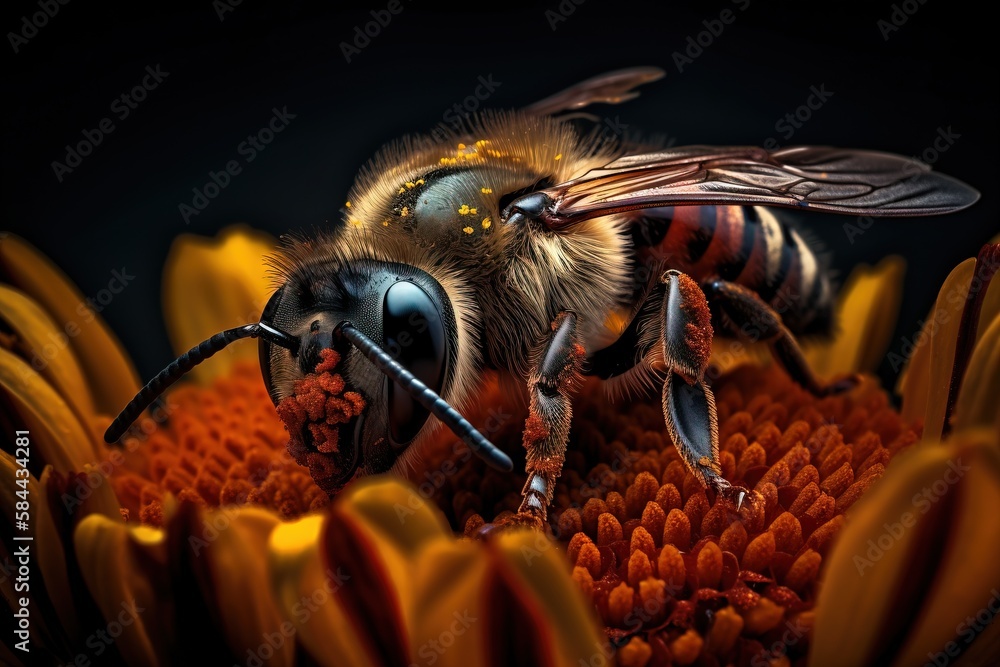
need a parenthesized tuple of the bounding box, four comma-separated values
(658, 270, 749, 510)
(515, 311, 585, 525)
(702, 279, 860, 397)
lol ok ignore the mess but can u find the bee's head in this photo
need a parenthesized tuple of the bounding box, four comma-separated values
(104, 259, 510, 497)
(261, 260, 473, 493)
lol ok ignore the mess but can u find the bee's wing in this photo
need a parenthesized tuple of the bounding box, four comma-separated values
(518, 145, 980, 229)
(525, 67, 665, 116)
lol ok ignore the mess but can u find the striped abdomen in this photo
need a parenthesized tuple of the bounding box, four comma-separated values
(629, 205, 834, 336)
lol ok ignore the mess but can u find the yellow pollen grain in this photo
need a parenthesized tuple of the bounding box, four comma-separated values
(481, 217, 492, 229)
(470, 207, 477, 215)
(382, 220, 389, 226)
(398, 187, 405, 194)
(481, 187, 493, 194)
(345, 201, 351, 208)
(457, 143, 466, 150)
(405, 181, 415, 189)
(475, 139, 489, 147)
(554, 153, 562, 160)
(400, 206, 409, 217)
(462, 226, 474, 235)
(416, 179, 425, 185)
(348, 219, 362, 228)
(458, 204, 471, 215)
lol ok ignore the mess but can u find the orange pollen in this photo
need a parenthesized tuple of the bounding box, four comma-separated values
(275, 348, 366, 495)
(108, 362, 330, 526)
(523, 414, 550, 448)
(419, 364, 915, 666)
(676, 273, 713, 370)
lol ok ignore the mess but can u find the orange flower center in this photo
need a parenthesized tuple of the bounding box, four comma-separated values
(427, 365, 917, 665)
(110, 363, 328, 526)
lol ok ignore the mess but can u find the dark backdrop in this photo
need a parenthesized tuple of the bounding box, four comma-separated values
(2, 0, 997, 391)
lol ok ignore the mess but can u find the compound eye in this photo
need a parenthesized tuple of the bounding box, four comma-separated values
(383, 281, 447, 446)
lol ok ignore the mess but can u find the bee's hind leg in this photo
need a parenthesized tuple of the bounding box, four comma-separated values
(512, 311, 585, 528)
(659, 270, 750, 510)
(702, 279, 860, 397)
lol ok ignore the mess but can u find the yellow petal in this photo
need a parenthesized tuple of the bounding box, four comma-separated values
(491, 529, 606, 667)
(899, 258, 976, 436)
(0, 284, 97, 427)
(975, 253, 1000, 342)
(710, 337, 770, 377)
(409, 538, 491, 667)
(892, 431, 1000, 666)
(954, 316, 1000, 432)
(269, 515, 379, 667)
(43, 462, 124, 523)
(805, 256, 905, 377)
(33, 466, 80, 639)
(954, 604, 1000, 667)
(74, 514, 168, 666)
(0, 452, 78, 650)
(811, 441, 957, 666)
(321, 478, 454, 666)
(0, 233, 140, 414)
(162, 225, 276, 382)
(330, 476, 452, 554)
(176, 506, 294, 666)
(0, 347, 98, 470)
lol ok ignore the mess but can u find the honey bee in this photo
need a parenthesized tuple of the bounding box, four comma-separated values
(106, 67, 979, 523)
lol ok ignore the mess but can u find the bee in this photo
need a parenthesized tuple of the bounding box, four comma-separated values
(105, 67, 979, 523)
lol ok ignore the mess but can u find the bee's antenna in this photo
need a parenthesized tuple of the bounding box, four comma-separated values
(338, 322, 514, 473)
(103, 322, 299, 444)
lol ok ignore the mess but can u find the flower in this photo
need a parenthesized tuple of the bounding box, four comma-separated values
(421, 248, 999, 666)
(811, 241, 1000, 667)
(3, 224, 997, 667)
(447, 366, 916, 666)
(0, 227, 604, 666)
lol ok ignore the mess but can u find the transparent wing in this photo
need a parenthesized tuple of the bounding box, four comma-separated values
(508, 145, 980, 229)
(525, 67, 665, 116)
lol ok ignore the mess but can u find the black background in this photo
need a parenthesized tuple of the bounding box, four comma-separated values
(2, 0, 997, 391)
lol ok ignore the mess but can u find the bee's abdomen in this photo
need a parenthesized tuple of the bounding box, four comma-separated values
(632, 205, 834, 335)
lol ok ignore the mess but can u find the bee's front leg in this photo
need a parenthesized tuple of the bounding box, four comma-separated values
(513, 311, 585, 527)
(659, 270, 750, 510)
